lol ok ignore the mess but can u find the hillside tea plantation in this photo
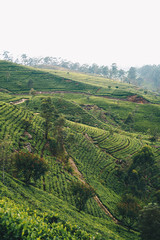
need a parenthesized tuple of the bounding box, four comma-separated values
(0, 61, 160, 239)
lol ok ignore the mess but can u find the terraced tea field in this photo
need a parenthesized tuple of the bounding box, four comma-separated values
(0, 102, 114, 219)
(66, 120, 143, 161)
(0, 60, 160, 240)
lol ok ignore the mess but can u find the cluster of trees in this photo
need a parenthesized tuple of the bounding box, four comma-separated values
(0, 141, 48, 184)
(0, 51, 126, 79)
(70, 181, 95, 212)
(117, 194, 160, 239)
(0, 97, 65, 185)
(40, 97, 65, 157)
(117, 145, 160, 239)
(1, 50, 160, 90)
(139, 203, 160, 240)
(125, 145, 159, 198)
(13, 151, 48, 184)
(138, 65, 160, 90)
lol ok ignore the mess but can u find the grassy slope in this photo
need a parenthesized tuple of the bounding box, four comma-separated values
(45, 69, 137, 92)
(21, 92, 160, 136)
(0, 61, 98, 94)
(23, 96, 110, 130)
(44, 68, 160, 103)
(1, 60, 159, 104)
(45, 92, 160, 135)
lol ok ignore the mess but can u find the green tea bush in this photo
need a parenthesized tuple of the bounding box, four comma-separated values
(0, 198, 94, 240)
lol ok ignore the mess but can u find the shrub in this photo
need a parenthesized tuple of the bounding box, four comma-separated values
(117, 194, 141, 229)
(70, 181, 95, 212)
(139, 203, 160, 240)
(13, 151, 48, 184)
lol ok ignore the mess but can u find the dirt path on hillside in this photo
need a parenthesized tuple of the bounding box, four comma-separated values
(94, 196, 117, 222)
(35, 91, 149, 104)
(69, 158, 85, 183)
(10, 98, 28, 105)
(69, 157, 118, 223)
(12, 91, 150, 104)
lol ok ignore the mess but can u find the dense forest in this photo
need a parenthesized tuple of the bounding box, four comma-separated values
(1, 50, 160, 91)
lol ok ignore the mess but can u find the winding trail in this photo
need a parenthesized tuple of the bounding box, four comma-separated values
(13, 91, 150, 104)
(10, 98, 28, 105)
(36, 91, 150, 104)
(69, 157, 118, 223)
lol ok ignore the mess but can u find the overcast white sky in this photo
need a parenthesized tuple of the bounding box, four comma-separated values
(1, 0, 160, 68)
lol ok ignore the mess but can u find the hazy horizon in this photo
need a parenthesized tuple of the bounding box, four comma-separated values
(1, 0, 160, 69)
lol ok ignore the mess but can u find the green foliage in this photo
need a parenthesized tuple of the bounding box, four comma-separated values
(28, 79, 33, 88)
(0, 137, 13, 182)
(138, 64, 160, 90)
(0, 172, 140, 240)
(0, 198, 93, 240)
(0, 60, 99, 94)
(0, 59, 160, 240)
(70, 181, 95, 212)
(117, 194, 141, 229)
(63, 94, 160, 134)
(13, 151, 48, 184)
(22, 117, 32, 131)
(29, 88, 36, 97)
(54, 116, 65, 156)
(48, 137, 57, 155)
(154, 190, 160, 205)
(132, 145, 155, 167)
(51, 97, 108, 130)
(0, 101, 47, 155)
(149, 128, 159, 142)
(64, 125, 122, 215)
(41, 97, 55, 139)
(127, 67, 136, 81)
(126, 146, 158, 197)
(139, 203, 160, 240)
(124, 113, 134, 124)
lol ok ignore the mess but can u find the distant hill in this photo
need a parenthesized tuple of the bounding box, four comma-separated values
(1, 51, 160, 91)
(1, 60, 160, 104)
(0, 61, 98, 94)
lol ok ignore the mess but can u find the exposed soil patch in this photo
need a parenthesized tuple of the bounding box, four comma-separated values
(14, 91, 150, 105)
(24, 132, 32, 139)
(127, 95, 149, 104)
(82, 104, 101, 111)
(95, 87, 102, 93)
(10, 98, 29, 105)
(84, 133, 93, 142)
(66, 80, 72, 82)
(24, 142, 32, 152)
(69, 158, 85, 183)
